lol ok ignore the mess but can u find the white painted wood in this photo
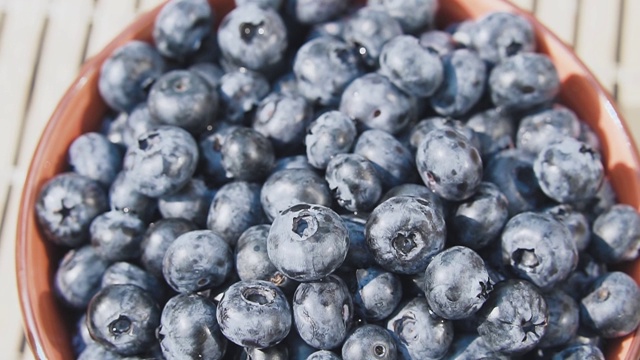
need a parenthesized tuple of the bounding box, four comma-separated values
(138, 0, 165, 14)
(509, 0, 535, 12)
(617, 0, 640, 122)
(85, 0, 137, 59)
(535, 0, 578, 46)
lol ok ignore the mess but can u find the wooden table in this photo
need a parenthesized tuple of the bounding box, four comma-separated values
(1, 0, 638, 358)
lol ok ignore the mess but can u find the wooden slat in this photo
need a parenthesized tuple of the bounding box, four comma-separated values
(137, 0, 165, 14)
(85, 0, 137, 59)
(574, 0, 622, 93)
(535, 0, 578, 46)
(617, 0, 640, 145)
(509, 0, 535, 12)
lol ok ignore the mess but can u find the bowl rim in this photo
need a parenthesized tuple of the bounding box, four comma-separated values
(15, 0, 640, 359)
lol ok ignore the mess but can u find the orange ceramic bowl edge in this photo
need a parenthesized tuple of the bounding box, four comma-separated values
(16, 0, 640, 359)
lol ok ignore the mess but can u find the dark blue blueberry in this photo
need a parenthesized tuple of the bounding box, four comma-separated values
(325, 153, 383, 213)
(343, 7, 402, 67)
(418, 30, 455, 56)
(69, 132, 122, 187)
(451, 182, 509, 250)
(287, 0, 349, 24)
(271, 155, 314, 173)
(353, 267, 402, 321)
(101, 262, 164, 302)
(260, 168, 331, 221)
(369, 0, 437, 33)
(72, 314, 94, 355)
(578, 121, 602, 155)
(354, 129, 417, 190)
(153, 0, 212, 60)
(379, 183, 444, 215)
(307, 18, 346, 41)
(100, 111, 129, 149)
(470, 11, 535, 64)
(551, 344, 605, 360)
(158, 293, 227, 359)
(538, 289, 580, 348)
(198, 123, 237, 186)
(163, 230, 233, 293)
(267, 204, 348, 281)
(466, 108, 515, 161)
(516, 105, 581, 155)
(365, 196, 446, 274)
(342, 324, 397, 360)
(444, 334, 509, 360)
(574, 177, 617, 223)
(140, 218, 198, 279)
(207, 181, 265, 246)
(379, 35, 444, 98)
(341, 214, 376, 270)
(218, 70, 270, 124)
(54, 245, 109, 309)
(305, 110, 357, 170)
(236, 0, 282, 9)
(501, 212, 577, 290)
(189, 62, 225, 90)
(450, 20, 475, 47)
(272, 72, 299, 95)
(217, 280, 292, 348)
(147, 69, 218, 133)
(243, 344, 289, 359)
(580, 271, 640, 338)
(589, 204, 640, 264)
(340, 73, 416, 135)
(90, 210, 146, 262)
(36, 172, 109, 247)
(562, 252, 608, 302)
(108, 170, 156, 222)
(489, 53, 560, 111)
(416, 128, 483, 201)
(98, 41, 165, 113)
(77, 343, 123, 360)
(476, 279, 548, 355)
(220, 127, 275, 182)
(307, 350, 340, 360)
(159, 177, 213, 228)
(87, 284, 161, 356)
(252, 91, 312, 153)
(293, 275, 353, 349)
(123, 103, 161, 148)
(123, 126, 199, 197)
(545, 204, 591, 252)
(293, 37, 364, 107)
(386, 297, 454, 360)
(409, 116, 481, 154)
(534, 137, 604, 203)
(217, 4, 288, 72)
(430, 49, 486, 117)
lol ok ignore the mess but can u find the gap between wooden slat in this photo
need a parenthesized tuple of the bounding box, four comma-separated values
(85, 0, 138, 59)
(617, 0, 640, 124)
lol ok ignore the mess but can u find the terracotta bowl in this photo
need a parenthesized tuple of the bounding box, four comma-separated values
(16, 0, 640, 359)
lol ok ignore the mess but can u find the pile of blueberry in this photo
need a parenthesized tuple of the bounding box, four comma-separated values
(35, 0, 640, 359)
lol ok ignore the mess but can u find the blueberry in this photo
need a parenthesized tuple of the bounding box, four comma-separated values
(189, 62, 225, 89)
(305, 110, 357, 170)
(516, 105, 581, 155)
(578, 121, 602, 155)
(353, 267, 402, 321)
(573, 177, 617, 223)
(252, 91, 312, 153)
(325, 153, 383, 212)
(354, 129, 417, 189)
(271, 155, 315, 173)
(580, 271, 640, 338)
(236, 0, 282, 9)
(340, 73, 416, 135)
(378, 35, 444, 98)
(286, 0, 349, 25)
(158, 293, 227, 359)
(158, 177, 213, 228)
(220, 127, 275, 182)
(450, 182, 509, 250)
(123, 126, 199, 197)
(100, 111, 129, 149)
(72, 314, 94, 355)
(379, 184, 444, 215)
(98, 41, 165, 112)
(416, 128, 483, 201)
(123, 103, 161, 148)
(533, 138, 604, 203)
(272, 72, 299, 95)
(206, 181, 265, 246)
(307, 18, 347, 41)
(409, 116, 481, 154)
(147, 69, 218, 133)
(293, 275, 353, 349)
(538, 289, 580, 348)
(109, 171, 157, 223)
(476, 279, 548, 355)
(293, 37, 364, 107)
(561, 252, 608, 302)
(342, 324, 397, 360)
(343, 7, 403, 67)
(418, 30, 455, 56)
(551, 344, 605, 360)
(430, 49, 487, 117)
(217, 4, 288, 72)
(218, 70, 270, 124)
(489, 53, 560, 110)
(450, 20, 475, 48)
(199, 124, 237, 186)
(470, 11, 536, 64)
(365, 196, 446, 274)
(307, 350, 341, 360)
(90, 210, 146, 262)
(54, 245, 109, 309)
(217, 280, 292, 348)
(140, 218, 198, 279)
(501, 212, 577, 290)
(545, 204, 591, 252)
(163, 230, 233, 293)
(69, 132, 122, 187)
(153, 0, 213, 60)
(386, 297, 454, 360)
(87, 284, 161, 356)
(589, 204, 640, 264)
(368, 0, 438, 33)
(260, 169, 332, 221)
(243, 344, 289, 359)
(267, 204, 349, 281)
(77, 343, 122, 360)
(341, 214, 376, 270)
(445, 334, 509, 360)
(36, 172, 109, 247)
(466, 108, 515, 161)
(101, 262, 164, 302)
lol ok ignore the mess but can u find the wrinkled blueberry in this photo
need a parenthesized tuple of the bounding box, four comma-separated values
(90, 210, 146, 262)
(305, 110, 357, 170)
(342, 324, 397, 360)
(220, 127, 275, 182)
(353, 267, 402, 321)
(207, 181, 265, 246)
(343, 7, 403, 67)
(153, 0, 212, 60)
(325, 153, 383, 212)
(54, 245, 109, 309)
(140, 218, 197, 279)
(260, 168, 331, 221)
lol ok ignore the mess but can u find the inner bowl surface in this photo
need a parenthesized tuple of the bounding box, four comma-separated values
(16, 0, 640, 359)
